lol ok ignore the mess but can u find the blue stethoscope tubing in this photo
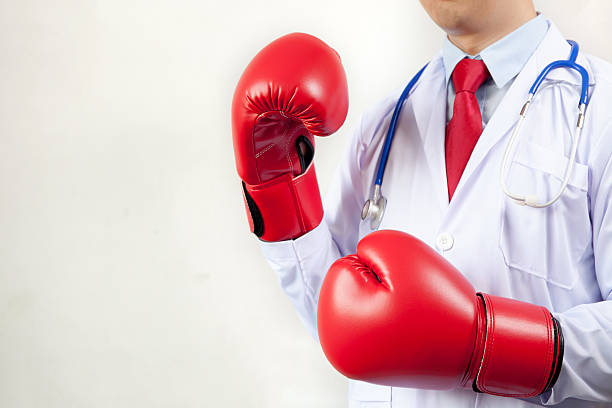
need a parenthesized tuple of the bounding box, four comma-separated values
(530, 40, 589, 105)
(375, 63, 429, 186)
(360, 63, 428, 227)
(362, 40, 590, 229)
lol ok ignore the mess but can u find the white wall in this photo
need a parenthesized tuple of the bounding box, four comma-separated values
(0, 1, 610, 406)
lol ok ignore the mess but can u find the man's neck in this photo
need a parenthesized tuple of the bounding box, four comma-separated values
(448, 9, 537, 56)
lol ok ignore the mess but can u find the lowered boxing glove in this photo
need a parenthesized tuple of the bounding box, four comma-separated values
(317, 230, 563, 398)
(232, 33, 348, 242)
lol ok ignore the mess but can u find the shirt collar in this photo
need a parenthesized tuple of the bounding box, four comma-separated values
(442, 14, 549, 88)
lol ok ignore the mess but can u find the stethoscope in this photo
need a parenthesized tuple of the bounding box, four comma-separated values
(362, 40, 590, 230)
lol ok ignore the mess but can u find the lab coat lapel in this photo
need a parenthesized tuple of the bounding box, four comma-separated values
(449, 23, 578, 203)
(411, 56, 449, 208)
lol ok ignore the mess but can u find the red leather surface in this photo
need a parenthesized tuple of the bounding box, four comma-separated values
(476, 293, 554, 397)
(317, 230, 559, 397)
(317, 230, 479, 389)
(231, 33, 348, 241)
(244, 163, 323, 242)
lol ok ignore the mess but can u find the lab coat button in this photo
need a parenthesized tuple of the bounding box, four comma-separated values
(436, 232, 454, 251)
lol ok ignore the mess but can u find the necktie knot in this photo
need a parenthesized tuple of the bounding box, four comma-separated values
(452, 58, 490, 93)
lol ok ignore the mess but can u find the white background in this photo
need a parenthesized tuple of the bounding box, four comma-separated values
(0, 1, 611, 407)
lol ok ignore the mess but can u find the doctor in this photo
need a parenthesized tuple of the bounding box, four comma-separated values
(231, 0, 612, 406)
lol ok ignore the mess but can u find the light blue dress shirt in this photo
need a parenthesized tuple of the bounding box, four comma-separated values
(443, 14, 549, 125)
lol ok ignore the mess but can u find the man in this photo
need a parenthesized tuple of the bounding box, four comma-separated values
(232, 0, 612, 406)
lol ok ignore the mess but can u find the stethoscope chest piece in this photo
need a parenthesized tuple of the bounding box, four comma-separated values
(361, 64, 428, 231)
(361, 185, 387, 230)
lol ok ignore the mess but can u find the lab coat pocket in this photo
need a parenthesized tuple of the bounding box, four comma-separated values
(499, 140, 591, 289)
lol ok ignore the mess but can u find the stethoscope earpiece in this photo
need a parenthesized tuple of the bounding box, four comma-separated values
(501, 41, 589, 209)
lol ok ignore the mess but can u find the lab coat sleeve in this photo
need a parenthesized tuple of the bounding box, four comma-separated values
(257, 116, 369, 340)
(541, 119, 612, 405)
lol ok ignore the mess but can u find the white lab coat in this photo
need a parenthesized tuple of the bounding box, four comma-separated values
(259, 22, 612, 407)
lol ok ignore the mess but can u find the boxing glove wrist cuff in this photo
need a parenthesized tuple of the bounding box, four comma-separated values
(242, 163, 323, 242)
(472, 293, 564, 398)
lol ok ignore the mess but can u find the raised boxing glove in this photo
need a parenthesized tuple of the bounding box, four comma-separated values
(231, 33, 348, 242)
(317, 230, 563, 398)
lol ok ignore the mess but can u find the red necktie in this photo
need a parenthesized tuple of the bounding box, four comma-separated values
(445, 58, 490, 201)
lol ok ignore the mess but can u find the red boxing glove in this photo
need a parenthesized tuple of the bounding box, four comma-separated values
(317, 230, 563, 398)
(231, 33, 348, 242)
